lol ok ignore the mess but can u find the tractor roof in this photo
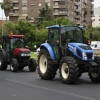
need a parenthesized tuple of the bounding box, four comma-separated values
(46, 25, 83, 29)
(2, 34, 25, 38)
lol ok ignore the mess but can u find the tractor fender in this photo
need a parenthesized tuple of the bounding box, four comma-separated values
(0, 49, 7, 61)
(40, 43, 56, 60)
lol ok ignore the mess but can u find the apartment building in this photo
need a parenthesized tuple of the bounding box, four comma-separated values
(92, 7, 100, 27)
(9, 0, 94, 27)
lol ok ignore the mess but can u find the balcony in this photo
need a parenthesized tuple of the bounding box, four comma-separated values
(53, 6, 59, 8)
(82, 0, 87, 4)
(53, 0, 59, 1)
(82, 17, 87, 21)
(75, 9, 80, 12)
(75, 2, 80, 6)
(59, 12, 68, 16)
(9, 13, 19, 16)
(75, 15, 80, 18)
(13, 0, 19, 3)
(13, 6, 19, 9)
(53, 12, 68, 16)
(75, 0, 80, 2)
(82, 4, 86, 9)
(53, 12, 59, 15)
(90, 0, 94, 2)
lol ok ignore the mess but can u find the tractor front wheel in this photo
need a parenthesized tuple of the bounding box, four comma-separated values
(38, 49, 58, 80)
(10, 58, 18, 72)
(88, 56, 100, 83)
(28, 58, 37, 72)
(59, 56, 79, 84)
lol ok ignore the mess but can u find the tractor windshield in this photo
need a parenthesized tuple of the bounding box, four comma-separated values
(11, 38, 24, 49)
(60, 26, 84, 47)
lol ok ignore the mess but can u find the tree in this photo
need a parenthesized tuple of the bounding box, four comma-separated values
(15, 21, 36, 48)
(39, 3, 53, 21)
(35, 3, 53, 28)
(0, 0, 13, 22)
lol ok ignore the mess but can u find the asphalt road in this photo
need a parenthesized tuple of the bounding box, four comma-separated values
(0, 66, 100, 100)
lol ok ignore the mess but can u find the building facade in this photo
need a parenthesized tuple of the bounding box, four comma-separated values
(92, 7, 100, 27)
(9, 0, 94, 27)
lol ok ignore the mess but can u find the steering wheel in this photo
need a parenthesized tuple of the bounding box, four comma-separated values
(66, 39, 75, 43)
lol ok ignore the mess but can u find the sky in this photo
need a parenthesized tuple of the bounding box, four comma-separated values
(0, 0, 100, 19)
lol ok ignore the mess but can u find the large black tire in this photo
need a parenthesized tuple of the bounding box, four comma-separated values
(88, 56, 100, 83)
(28, 58, 37, 72)
(59, 56, 79, 84)
(38, 49, 58, 80)
(10, 58, 18, 72)
(0, 51, 7, 70)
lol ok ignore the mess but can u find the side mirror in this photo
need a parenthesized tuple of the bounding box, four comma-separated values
(50, 31, 54, 38)
(24, 39, 28, 44)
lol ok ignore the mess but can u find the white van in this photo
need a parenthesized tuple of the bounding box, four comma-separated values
(90, 41, 100, 49)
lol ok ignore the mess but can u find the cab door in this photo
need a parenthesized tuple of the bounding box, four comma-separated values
(49, 28, 59, 59)
(2, 38, 10, 61)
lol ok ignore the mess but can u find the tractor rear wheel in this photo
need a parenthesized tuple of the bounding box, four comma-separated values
(28, 58, 37, 72)
(59, 56, 79, 84)
(10, 58, 18, 72)
(88, 56, 100, 83)
(38, 49, 58, 80)
(0, 51, 7, 70)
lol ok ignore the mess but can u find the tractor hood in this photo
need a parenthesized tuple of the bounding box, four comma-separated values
(68, 43, 92, 51)
(68, 43, 94, 61)
(14, 48, 30, 56)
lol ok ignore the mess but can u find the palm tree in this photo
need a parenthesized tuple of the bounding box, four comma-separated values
(0, 0, 13, 22)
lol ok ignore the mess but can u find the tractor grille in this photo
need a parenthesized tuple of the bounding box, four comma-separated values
(77, 49, 82, 58)
(86, 53, 93, 59)
(79, 46, 92, 50)
(77, 49, 93, 59)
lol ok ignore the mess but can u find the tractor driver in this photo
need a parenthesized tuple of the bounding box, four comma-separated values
(13, 39, 23, 48)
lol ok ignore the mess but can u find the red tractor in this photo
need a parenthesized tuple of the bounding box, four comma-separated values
(0, 34, 37, 72)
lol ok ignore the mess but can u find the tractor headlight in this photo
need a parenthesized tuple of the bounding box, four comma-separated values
(92, 53, 94, 60)
(21, 53, 25, 56)
(27, 54, 30, 56)
(21, 53, 30, 56)
(82, 52, 87, 60)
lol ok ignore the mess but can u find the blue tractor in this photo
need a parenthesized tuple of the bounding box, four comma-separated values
(38, 25, 100, 84)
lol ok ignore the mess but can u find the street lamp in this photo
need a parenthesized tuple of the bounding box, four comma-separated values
(2, 8, 4, 36)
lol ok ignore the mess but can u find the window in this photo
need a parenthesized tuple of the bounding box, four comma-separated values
(59, 1, 65, 5)
(31, 4, 34, 6)
(54, 9, 58, 12)
(22, 3, 27, 7)
(38, 3, 41, 6)
(22, 10, 27, 14)
(59, 8, 66, 13)
(54, 2, 58, 5)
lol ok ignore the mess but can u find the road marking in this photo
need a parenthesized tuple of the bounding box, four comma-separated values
(4, 78, 96, 100)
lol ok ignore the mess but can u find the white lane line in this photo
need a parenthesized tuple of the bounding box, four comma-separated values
(5, 78, 96, 100)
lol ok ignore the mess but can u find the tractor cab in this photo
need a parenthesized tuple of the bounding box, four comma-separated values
(46, 25, 93, 61)
(2, 34, 27, 61)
